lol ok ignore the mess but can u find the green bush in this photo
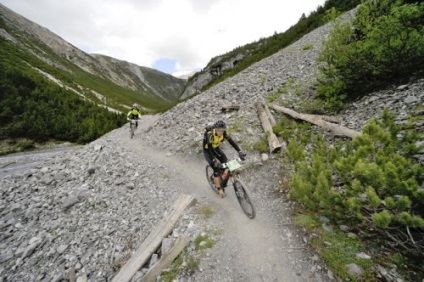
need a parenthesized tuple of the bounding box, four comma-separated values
(289, 110, 424, 256)
(317, 0, 424, 110)
(0, 67, 126, 144)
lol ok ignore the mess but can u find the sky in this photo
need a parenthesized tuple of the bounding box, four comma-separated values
(1, 0, 326, 77)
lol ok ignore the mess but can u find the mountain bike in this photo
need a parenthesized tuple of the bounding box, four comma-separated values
(128, 118, 139, 139)
(205, 158, 256, 219)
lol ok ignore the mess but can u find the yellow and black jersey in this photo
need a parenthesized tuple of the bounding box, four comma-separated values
(203, 129, 240, 156)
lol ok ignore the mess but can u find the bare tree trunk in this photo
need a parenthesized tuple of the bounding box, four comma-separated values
(260, 98, 276, 127)
(255, 101, 284, 153)
(311, 114, 342, 124)
(268, 103, 360, 139)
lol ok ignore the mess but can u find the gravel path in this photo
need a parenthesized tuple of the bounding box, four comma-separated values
(115, 115, 332, 281)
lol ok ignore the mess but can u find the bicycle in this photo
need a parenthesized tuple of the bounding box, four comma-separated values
(128, 118, 139, 139)
(205, 158, 256, 219)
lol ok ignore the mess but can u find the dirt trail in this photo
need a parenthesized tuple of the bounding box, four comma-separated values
(119, 116, 327, 282)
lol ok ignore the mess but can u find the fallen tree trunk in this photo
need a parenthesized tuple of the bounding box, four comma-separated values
(255, 101, 284, 153)
(268, 103, 360, 139)
(260, 98, 276, 127)
(221, 104, 240, 112)
(311, 114, 342, 124)
(111, 195, 196, 282)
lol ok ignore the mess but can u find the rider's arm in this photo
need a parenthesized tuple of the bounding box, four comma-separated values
(224, 132, 241, 152)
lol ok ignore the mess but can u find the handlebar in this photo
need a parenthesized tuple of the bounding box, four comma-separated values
(222, 158, 243, 169)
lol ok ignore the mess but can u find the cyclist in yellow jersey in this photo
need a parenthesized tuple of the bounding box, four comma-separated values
(127, 103, 142, 128)
(203, 120, 246, 196)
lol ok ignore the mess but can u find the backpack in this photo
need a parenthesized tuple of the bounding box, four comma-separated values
(203, 124, 215, 142)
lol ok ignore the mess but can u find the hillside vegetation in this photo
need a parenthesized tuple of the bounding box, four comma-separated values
(0, 6, 186, 152)
(317, 0, 424, 110)
(191, 0, 362, 92)
(275, 0, 424, 280)
(0, 63, 126, 149)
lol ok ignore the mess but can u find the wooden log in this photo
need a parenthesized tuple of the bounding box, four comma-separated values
(111, 195, 196, 282)
(260, 98, 276, 127)
(255, 101, 283, 153)
(221, 104, 240, 112)
(311, 114, 342, 124)
(268, 103, 360, 139)
(141, 234, 190, 282)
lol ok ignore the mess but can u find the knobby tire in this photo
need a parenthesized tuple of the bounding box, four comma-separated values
(130, 123, 134, 139)
(233, 179, 256, 219)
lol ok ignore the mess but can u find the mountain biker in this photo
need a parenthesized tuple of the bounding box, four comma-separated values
(127, 103, 142, 128)
(203, 120, 246, 197)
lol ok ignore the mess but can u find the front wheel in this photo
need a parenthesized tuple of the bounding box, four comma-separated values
(130, 122, 135, 139)
(233, 179, 256, 219)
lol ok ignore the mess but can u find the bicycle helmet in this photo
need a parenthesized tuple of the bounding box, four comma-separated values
(214, 120, 227, 130)
(132, 103, 138, 109)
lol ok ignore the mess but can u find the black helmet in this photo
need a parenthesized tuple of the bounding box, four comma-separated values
(214, 120, 227, 130)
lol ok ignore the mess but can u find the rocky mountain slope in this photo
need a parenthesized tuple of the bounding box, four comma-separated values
(0, 4, 186, 112)
(141, 10, 423, 163)
(1, 7, 423, 282)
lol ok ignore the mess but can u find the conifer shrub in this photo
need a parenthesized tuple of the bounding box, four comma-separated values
(317, 0, 424, 110)
(289, 110, 424, 256)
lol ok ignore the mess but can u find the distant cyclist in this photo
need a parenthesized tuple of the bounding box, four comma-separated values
(127, 103, 142, 128)
(203, 120, 246, 197)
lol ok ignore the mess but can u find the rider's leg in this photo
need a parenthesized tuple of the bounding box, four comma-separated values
(213, 174, 222, 188)
(214, 148, 228, 197)
(204, 150, 222, 189)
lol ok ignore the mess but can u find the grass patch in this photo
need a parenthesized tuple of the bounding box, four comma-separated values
(253, 133, 268, 153)
(302, 43, 314, 50)
(197, 206, 215, 219)
(161, 231, 218, 280)
(294, 214, 375, 281)
(194, 233, 215, 251)
(0, 138, 35, 156)
(160, 250, 185, 281)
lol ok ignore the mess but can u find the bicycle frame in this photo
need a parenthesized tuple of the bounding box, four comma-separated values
(220, 158, 243, 187)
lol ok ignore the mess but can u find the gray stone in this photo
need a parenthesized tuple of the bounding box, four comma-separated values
(356, 252, 371, 259)
(94, 145, 103, 151)
(57, 244, 68, 254)
(21, 242, 39, 259)
(161, 237, 173, 255)
(261, 153, 269, 162)
(404, 96, 418, 104)
(149, 253, 159, 268)
(62, 196, 80, 211)
(346, 263, 363, 276)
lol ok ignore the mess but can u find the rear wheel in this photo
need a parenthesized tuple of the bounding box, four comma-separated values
(205, 165, 218, 194)
(233, 179, 256, 219)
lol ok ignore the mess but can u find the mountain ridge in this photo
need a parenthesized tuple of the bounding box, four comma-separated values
(0, 3, 186, 112)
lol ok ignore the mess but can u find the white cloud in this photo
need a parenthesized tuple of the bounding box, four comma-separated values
(1, 0, 326, 76)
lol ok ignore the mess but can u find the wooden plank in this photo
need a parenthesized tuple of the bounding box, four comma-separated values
(141, 234, 190, 282)
(255, 101, 284, 153)
(268, 103, 360, 139)
(111, 195, 196, 282)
